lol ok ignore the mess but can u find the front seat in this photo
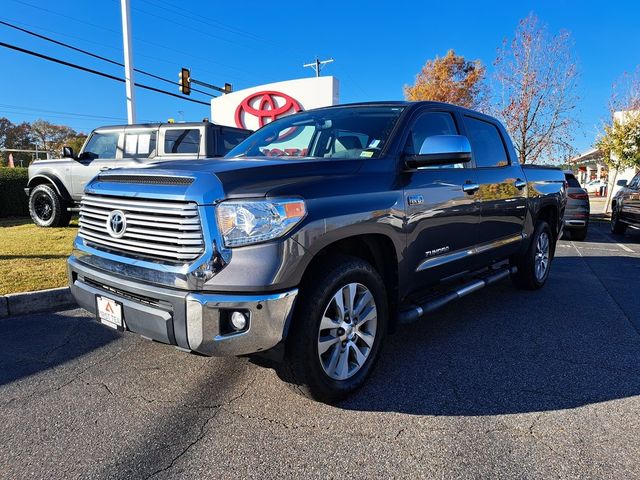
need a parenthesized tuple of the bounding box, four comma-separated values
(337, 136, 363, 150)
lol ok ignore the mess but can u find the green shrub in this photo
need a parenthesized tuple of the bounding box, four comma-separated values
(0, 167, 29, 218)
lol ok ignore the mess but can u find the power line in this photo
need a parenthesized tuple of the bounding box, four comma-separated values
(0, 16, 250, 85)
(0, 41, 211, 106)
(8, 0, 253, 79)
(0, 103, 159, 122)
(139, 0, 308, 56)
(0, 19, 214, 97)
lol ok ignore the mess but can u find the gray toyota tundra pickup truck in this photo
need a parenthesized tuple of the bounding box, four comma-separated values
(26, 121, 250, 227)
(68, 102, 566, 402)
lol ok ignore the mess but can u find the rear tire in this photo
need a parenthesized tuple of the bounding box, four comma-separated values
(278, 256, 388, 403)
(611, 207, 627, 235)
(571, 224, 588, 241)
(28, 184, 71, 228)
(512, 221, 553, 290)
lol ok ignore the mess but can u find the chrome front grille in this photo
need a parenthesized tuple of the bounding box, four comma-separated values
(78, 194, 205, 262)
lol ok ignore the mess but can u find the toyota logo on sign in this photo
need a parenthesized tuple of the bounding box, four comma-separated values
(234, 91, 302, 129)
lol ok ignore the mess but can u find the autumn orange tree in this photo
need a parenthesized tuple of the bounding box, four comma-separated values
(404, 49, 487, 110)
(493, 13, 579, 164)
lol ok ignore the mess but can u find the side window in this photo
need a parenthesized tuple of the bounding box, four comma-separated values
(164, 129, 201, 154)
(406, 112, 458, 154)
(405, 111, 460, 168)
(629, 174, 640, 189)
(123, 131, 156, 158)
(221, 129, 251, 155)
(464, 116, 509, 167)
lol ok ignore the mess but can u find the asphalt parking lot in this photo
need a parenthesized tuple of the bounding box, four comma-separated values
(1, 221, 640, 479)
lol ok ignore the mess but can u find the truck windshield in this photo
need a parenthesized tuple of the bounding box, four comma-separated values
(82, 132, 120, 160)
(226, 106, 405, 160)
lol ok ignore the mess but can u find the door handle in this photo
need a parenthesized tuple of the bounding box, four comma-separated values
(514, 178, 527, 190)
(462, 182, 480, 194)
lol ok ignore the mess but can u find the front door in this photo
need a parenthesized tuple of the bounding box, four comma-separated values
(72, 129, 158, 198)
(403, 109, 481, 290)
(71, 130, 123, 197)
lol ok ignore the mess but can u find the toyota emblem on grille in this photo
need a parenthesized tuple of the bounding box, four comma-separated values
(106, 210, 127, 238)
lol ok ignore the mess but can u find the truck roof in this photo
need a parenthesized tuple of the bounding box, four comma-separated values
(308, 101, 502, 123)
(93, 121, 249, 132)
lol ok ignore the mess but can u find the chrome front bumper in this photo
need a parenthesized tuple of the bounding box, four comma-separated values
(68, 256, 297, 356)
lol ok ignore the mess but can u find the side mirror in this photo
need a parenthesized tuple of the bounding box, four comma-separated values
(62, 146, 75, 159)
(404, 135, 472, 169)
(616, 179, 628, 187)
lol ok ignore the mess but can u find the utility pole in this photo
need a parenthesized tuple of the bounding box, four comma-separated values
(120, 0, 136, 124)
(303, 57, 334, 77)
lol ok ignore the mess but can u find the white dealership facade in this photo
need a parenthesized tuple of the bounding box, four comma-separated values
(210, 76, 340, 130)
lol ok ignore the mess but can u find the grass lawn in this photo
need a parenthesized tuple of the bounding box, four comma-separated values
(0, 217, 78, 295)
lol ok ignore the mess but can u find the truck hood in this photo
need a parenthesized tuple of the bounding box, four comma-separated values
(88, 157, 362, 204)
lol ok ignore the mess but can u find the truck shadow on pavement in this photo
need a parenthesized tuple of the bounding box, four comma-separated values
(340, 253, 640, 416)
(0, 310, 119, 387)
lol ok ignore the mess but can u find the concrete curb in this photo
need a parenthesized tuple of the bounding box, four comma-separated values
(0, 287, 76, 318)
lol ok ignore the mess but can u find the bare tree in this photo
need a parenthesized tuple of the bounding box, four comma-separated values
(494, 13, 579, 164)
(30, 119, 76, 155)
(599, 67, 640, 212)
(609, 66, 640, 114)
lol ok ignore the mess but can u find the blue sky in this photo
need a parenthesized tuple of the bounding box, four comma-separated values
(1, 0, 638, 153)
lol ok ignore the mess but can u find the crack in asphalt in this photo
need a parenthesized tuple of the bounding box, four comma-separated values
(143, 373, 258, 479)
(0, 342, 135, 408)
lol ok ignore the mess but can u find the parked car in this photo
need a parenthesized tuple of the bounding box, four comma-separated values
(611, 171, 640, 234)
(26, 121, 251, 227)
(612, 178, 629, 199)
(67, 101, 567, 403)
(563, 171, 590, 240)
(585, 178, 608, 194)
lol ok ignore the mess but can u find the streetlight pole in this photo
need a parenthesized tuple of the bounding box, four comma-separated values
(120, 0, 136, 124)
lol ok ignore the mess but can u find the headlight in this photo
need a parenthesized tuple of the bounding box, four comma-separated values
(215, 198, 306, 247)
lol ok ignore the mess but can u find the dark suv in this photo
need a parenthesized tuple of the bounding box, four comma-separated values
(611, 170, 640, 234)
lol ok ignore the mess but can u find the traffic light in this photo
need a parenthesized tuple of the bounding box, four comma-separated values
(224, 83, 233, 94)
(179, 67, 191, 95)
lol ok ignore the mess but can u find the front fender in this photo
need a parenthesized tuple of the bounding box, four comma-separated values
(27, 173, 73, 202)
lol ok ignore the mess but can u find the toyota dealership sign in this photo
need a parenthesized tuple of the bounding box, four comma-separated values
(211, 77, 339, 131)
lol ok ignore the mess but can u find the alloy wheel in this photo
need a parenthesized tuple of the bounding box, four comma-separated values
(317, 283, 378, 381)
(534, 231, 550, 281)
(33, 192, 54, 222)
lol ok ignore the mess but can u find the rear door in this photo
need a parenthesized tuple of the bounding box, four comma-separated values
(403, 108, 481, 290)
(461, 115, 527, 262)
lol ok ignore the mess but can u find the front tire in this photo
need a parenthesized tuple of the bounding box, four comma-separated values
(28, 184, 71, 228)
(512, 221, 553, 290)
(279, 256, 388, 403)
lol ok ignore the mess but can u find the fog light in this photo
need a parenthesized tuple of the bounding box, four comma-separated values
(230, 311, 248, 331)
